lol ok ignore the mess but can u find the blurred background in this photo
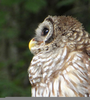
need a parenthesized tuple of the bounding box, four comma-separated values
(0, 0, 90, 97)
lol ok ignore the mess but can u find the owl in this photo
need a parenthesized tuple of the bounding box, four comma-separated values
(28, 15, 90, 97)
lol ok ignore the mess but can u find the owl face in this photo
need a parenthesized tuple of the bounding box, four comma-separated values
(29, 16, 55, 54)
(29, 15, 83, 55)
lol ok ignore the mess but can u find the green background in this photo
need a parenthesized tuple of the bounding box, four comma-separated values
(0, 0, 90, 97)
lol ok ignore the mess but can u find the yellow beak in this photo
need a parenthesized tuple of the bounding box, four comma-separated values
(29, 38, 37, 50)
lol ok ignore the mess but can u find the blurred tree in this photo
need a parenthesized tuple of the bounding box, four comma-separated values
(0, 0, 90, 97)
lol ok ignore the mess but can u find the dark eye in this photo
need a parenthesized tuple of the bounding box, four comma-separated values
(42, 27, 49, 36)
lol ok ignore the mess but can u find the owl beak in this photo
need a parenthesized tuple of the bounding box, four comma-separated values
(29, 38, 43, 51)
(29, 38, 37, 50)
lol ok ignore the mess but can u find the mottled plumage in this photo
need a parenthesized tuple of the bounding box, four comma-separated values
(28, 15, 90, 97)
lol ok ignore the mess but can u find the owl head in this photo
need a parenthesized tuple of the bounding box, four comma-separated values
(29, 15, 85, 55)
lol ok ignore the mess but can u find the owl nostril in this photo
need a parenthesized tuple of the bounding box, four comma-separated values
(32, 38, 35, 41)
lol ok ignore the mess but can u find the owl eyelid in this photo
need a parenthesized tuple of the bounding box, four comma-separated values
(41, 27, 49, 36)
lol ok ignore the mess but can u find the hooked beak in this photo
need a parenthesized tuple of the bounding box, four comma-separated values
(29, 38, 43, 51)
(29, 38, 37, 50)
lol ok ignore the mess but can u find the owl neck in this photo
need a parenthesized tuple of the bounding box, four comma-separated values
(30, 46, 70, 78)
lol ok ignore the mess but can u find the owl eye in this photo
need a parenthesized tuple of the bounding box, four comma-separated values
(42, 27, 49, 36)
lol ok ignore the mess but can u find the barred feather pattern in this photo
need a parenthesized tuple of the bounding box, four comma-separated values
(28, 46, 90, 97)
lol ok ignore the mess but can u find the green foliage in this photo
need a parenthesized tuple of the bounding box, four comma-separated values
(0, 11, 7, 26)
(0, 80, 30, 97)
(1, 0, 23, 6)
(24, 0, 47, 13)
(0, 0, 90, 97)
(57, 0, 75, 7)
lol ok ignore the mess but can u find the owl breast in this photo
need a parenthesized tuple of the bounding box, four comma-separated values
(28, 46, 67, 84)
(28, 46, 90, 97)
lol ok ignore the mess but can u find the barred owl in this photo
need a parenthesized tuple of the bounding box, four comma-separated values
(28, 15, 90, 97)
